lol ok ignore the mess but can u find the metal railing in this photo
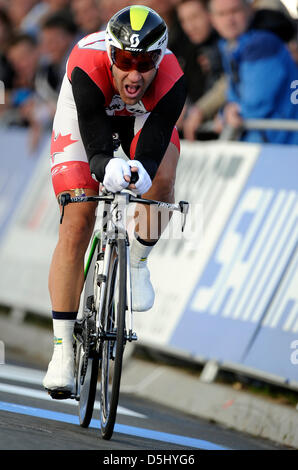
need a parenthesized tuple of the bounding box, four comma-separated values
(219, 118, 298, 141)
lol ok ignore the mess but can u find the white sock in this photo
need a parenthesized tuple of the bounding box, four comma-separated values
(52, 319, 75, 347)
(130, 236, 156, 268)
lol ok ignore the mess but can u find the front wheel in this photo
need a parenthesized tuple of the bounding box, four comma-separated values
(100, 238, 127, 440)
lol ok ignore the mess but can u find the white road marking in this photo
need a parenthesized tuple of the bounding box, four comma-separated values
(0, 364, 45, 385)
(0, 364, 146, 419)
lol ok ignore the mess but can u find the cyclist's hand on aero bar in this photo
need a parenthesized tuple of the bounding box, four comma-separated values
(127, 160, 152, 195)
(103, 157, 131, 193)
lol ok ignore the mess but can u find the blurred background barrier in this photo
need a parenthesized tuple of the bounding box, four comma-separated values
(0, 128, 50, 242)
(168, 144, 298, 389)
(0, 130, 57, 318)
(0, 129, 297, 390)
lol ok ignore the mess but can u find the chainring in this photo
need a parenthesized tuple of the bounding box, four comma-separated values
(80, 317, 92, 384)
(73, 315, 95, 387)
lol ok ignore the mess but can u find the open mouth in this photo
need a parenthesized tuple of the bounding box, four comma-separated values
(124, 84, 141, 98)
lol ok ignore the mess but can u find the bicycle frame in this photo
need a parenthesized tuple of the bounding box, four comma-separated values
(84, 231, 100, 280)
(98, 193, 136, 344)
(60, 189, 189, 347)
(82, 192, 136, 348)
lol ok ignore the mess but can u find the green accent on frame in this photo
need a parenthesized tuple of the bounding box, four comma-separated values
(84, 231, 101, 279)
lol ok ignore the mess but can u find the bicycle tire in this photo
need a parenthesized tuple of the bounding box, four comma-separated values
(75, 235, 100, 428)
(78, 352, 100, 427)
(100, 237, 126, 440)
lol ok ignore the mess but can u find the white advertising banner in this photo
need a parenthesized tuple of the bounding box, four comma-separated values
(133, 140, 260, 347)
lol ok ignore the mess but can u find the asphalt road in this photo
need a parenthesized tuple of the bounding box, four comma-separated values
(0, 362, 290, 455)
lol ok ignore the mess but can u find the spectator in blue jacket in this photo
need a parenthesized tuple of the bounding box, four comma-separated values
(208, 0, 298, 145)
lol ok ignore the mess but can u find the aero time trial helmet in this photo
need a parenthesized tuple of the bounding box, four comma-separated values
(105, 5, 168, 73)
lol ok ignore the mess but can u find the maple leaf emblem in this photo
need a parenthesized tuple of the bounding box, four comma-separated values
(50, 131, 78, 163)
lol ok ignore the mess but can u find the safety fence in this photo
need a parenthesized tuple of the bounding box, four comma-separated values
(200, 118, 298, 141)
(0, 128, 297, 389)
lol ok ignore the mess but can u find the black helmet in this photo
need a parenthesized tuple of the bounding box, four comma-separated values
(105, 5, 168, 69)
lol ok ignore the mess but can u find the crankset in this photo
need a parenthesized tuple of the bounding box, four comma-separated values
(74, 314, 95, 386)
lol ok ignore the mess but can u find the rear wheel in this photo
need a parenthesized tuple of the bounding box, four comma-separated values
(100, 238, 126, 440)
(76, 315, 99, 427)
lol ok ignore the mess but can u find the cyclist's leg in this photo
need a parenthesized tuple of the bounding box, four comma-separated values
(44, 187, 97, 395)
(48, 188, 97, 313)
(44, 192, 97, 394)
(44, 186, 98, 393)
(44, 76, 100, 393)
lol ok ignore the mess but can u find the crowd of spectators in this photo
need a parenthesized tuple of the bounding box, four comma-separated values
(182, 0, 298, 144)
(0, 0, 297, 150)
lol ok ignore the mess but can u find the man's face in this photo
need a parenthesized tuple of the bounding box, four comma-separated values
(72, 0, 102, 34)
(177, 1, 212, 45)
(41, 27, 73, 64)
(209, 0, 251, 41)
(8, 41, 39, 82)
(112, 64, 157, 106)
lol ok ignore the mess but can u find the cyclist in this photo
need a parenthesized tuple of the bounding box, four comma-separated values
(43, 5, 186, 396)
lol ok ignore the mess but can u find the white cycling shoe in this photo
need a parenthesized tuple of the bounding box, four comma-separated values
(131, 263, 155, 311)
(130, 237, 155, 312)
(43, 320, 75, 398)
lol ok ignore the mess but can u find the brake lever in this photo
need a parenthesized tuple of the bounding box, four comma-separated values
(127, 171, 142, 197)
(179, 201, 189, 232)
(130, 171, 139, 185)
(59, 193, 71, 224)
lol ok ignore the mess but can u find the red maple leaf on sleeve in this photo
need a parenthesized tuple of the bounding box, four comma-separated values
(51, 131, 78, 163)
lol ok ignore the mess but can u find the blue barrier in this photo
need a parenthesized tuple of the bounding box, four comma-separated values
(241, 146, 298, 385)
(170, 144, 298, 385)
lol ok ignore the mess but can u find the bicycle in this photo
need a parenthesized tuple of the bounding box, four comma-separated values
(58, 182, 189, 440)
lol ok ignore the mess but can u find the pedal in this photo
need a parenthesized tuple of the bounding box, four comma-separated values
(71, 393, 80, 401)
(47, 389, 73, 400)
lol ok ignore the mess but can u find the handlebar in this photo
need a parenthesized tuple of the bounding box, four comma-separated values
(58, 190, 189, 231)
